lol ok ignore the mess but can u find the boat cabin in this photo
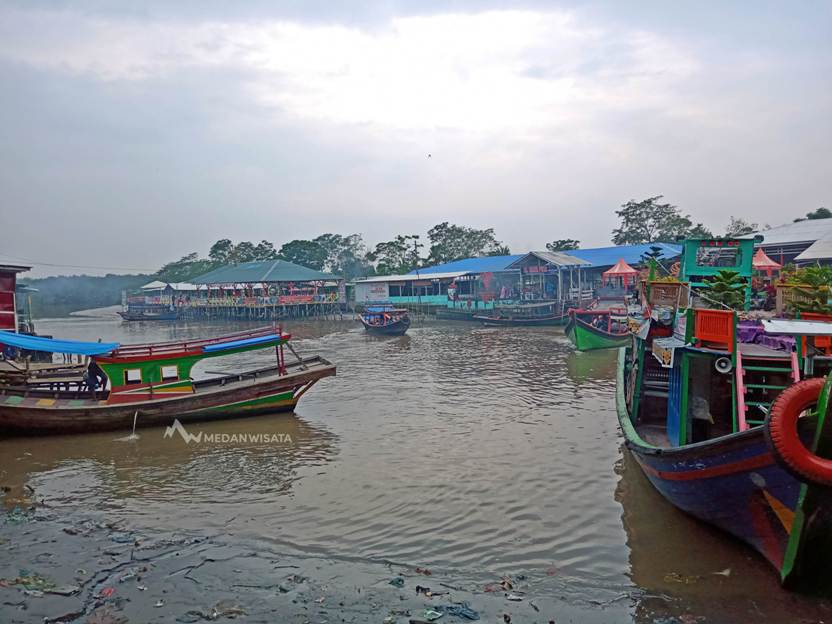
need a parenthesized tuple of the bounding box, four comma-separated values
(0, 264, 31, 333)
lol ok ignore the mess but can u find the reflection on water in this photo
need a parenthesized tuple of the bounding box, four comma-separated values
(1, 316, 830, 619)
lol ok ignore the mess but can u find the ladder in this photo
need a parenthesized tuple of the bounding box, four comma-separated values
(735, 349, 800, 431)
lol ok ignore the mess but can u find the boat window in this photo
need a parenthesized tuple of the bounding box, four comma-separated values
(161, 365, 178, 381)
(124, 369, 142, 385)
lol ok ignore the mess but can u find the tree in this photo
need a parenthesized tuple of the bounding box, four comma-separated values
(795, 207, 832, 222)
(157, 253, 215, 282)
(546, 239, 580, 252)
(612, 196, 710, 244)
(278, 240, 328, 271)
(208, 239, 234, 263)
(426, 222, 507, 264)
(704, 270, 746, 310)
(253, 240, 279, 260)
(228, 241, 257, 263)
(725, 217, 758, 237)
(313, 233, 373, 278)
(367, 235, 422, 275)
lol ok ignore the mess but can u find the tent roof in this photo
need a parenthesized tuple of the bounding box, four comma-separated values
(507, 251, 590, 269)
(602, 258, 639, 277)
(192, 260, 336, 284)
(0, 331, 119, 356)
(752, 248, 782, 270)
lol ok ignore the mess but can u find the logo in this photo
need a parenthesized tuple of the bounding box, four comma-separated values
(163, 419, 292, 445)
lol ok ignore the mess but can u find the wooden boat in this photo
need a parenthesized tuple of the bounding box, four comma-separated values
(473, 301, 568, 327)
(359, 305, 411, 336)
(565, 308, 631, 351)
(0, 327, 335, 435)
(118, 306, 180, 321)
(619, 237, 832, 586)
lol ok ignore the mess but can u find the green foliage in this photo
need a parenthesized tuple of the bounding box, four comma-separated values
(794, 207, 831, 223)
(639, 245, 665, 264)
(24, 274, 151, 317)
(785, 266, 832, 314)
(612, 195, 712, 245)
(278, 240, 328, 271)
(725, 216, 758, 237)
(546, 239, 580, 252)
(157, 253, 216, 282)
(208, 239, 233, 263)
(366, 235, 422, 275)
(313, 233, 374, 279)
(426, 222, 507, 264)
(704, 270, 746, 310)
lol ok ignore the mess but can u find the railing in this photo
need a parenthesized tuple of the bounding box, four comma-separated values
(693, 309, 735, 352)
(108, 326, 284, 359)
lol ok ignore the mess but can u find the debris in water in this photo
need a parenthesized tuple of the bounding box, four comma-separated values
(420, 609, 443, 621)
(712, 568, 731, 577)
(389, 576, 405, 588)
(436, 602, 479, 620)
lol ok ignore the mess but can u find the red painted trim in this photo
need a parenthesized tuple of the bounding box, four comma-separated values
(637, 453, 775, 481)
(97, 349, 203, 363)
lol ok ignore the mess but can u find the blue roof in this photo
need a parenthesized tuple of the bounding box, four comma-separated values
(569, 243, 682, 268)
(202, 333, 282, 353)
(0, 331, 119, 356)
(410, 245, 681, 275)
(408, 255, 523, 275)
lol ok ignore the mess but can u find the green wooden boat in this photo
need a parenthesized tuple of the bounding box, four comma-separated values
(565, 309, 632, 351)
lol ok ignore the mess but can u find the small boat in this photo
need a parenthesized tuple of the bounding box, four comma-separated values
(118, 306, 180, 321)
(619, 236, 832, 586)
(473, 301, 568, 327)
(359, 305, 411, 336)
(565, 308, 632, 351)
(0, 326, 335, 435)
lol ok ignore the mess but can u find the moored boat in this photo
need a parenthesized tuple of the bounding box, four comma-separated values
(618, 236, 832, 586)
(565, 308, 631, 351)
(359, 305, 411, 336)
(473, 301, 568, 327)
(118, 306, 181, 321)
(0, 326, 335, 435)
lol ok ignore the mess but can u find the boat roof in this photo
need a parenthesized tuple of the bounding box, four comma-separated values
(0, 331, 119, 356)
(365, 306, 408, 313)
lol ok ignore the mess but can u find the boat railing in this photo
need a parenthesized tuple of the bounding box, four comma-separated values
(109, 326, 283, 359)
(692, 309, 735, 352)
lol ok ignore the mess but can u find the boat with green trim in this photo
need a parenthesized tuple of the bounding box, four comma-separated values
(0, 326, 335, 435)
(619, 237, 832, 587)
(565, 308, 632, 351)
(473, 301, 568, 327)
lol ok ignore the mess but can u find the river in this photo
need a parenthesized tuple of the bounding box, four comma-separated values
(0, 312, 829, 623)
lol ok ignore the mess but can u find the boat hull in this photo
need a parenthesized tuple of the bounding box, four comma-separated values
(0, 358, 335, 436)
(360, 316, 411, 336)
(118, 309, 180, 321)
(565, 316, 630, 350)
(616, 349, 832, 586)
(472, 314, 567, 327)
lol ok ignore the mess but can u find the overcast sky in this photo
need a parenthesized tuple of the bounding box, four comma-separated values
(1, 1, 829, 277)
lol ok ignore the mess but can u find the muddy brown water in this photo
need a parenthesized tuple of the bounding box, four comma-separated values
(1, 312, 830, 623)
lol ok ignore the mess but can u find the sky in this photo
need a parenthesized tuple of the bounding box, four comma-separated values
(0, 1, 829, 277)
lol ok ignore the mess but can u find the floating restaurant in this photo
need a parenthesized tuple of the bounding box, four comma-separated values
(121, 260, 345, 322)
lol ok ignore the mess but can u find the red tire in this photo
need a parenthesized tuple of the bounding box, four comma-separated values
(766, 377, 832, 487)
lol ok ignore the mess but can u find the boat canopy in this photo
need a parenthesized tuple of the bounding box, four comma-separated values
(202, 333, 282, 353)
(0, 331, 119, 356)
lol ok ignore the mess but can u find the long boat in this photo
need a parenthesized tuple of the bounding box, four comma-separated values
(565, 308, 631, 351)
(618, 237, 832, 586)
(359, 305, 411, 336)
(118, 307, 181, 321)
(473, 301, 568, 327)
(0, 327, 335, 435)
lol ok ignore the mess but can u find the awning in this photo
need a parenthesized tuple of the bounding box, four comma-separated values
(0, 331, 119, 356)
(602, 258, 638, 286)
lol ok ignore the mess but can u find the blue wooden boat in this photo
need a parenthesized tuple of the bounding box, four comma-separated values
(359, 305, 411, 336)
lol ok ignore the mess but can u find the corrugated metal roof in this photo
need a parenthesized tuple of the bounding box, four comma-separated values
(408, 255, 522, 275)
(357, 271, 468, 283)
(569, 243, 682, 268)
(508, 251, 590, 269)
(141, 281, 199, 291)
(192, 260, 336, 284)
(754, 219, 832, 246)
(795, 236, 832, 261)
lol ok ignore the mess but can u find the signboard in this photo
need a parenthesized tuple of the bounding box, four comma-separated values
(355, 282, 389, 303)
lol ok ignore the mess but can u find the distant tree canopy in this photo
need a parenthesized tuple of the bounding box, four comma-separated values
(24, 274, 151, 317)
(546, 239, 580, 252)
(426, 222, 508, 264)
(612, 196, 713, 245)
(725, 216, 758, 238)
(277, 240, 328, 272)
(366, 235, 422, 276)
(795, 207, 832, 222)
